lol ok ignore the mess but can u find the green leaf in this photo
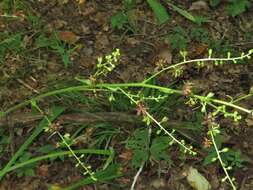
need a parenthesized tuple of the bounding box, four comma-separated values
(132, 149, 149, 168)
(167, 33, 189, 50)
(111, 11, 128, 30)
(62, 52, 71, 67)
(35, 34, 50, 48)
(168, 3, 196, 23)
(126, 128, 150, 168)
(209, 0, 221, 7)
(150, 136, 172, 165)
(227, 0, 250, 17)
(147, 0, 170, 24)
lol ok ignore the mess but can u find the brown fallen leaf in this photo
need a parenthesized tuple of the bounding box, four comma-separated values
(152, 43, 172, 71)
(189, 43, 208, 58)
(119, 149, 133, 162)
(36, 164, 49, 177)
(189, 1, 209, 11)
(77, 0, 86, 4)
(58, 31, 80, 44)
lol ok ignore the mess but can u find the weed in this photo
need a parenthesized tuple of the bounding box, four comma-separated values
(147, 0, 170, 24)
(1, 48, 253, 189)
(0, 128, 9, 157)
(111, 0, 136, 32)
(15, 152, 36, 177)
(190, 28, 210, 44)
(209, 0, 251, 17)
(35, 32, 76, 67)
(166, 26, 190, 50)
(0, 33, 23, 61)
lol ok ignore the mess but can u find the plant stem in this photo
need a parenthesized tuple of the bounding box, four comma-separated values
(210, 129, 236, 190)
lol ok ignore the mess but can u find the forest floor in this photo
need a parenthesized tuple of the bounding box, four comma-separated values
(0, 0, 253, 190)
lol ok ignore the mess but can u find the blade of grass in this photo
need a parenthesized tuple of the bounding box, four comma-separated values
(6, 149, 113, 174)
(166, 1, 196, 23)
(0, 106, 65, 180)
(147, 0, 170, 24)
(63, 164, 122, 190)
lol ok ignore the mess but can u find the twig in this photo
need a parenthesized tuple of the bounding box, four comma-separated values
(16, 78, 39, 94)
(130, 162, 145, 190)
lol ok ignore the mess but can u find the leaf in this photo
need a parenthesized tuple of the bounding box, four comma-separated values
(147, 0, 170, 24)
(168, 2, 196, 23)
(150, 136, 172, 165)
(203, 148, 217, 166)
(167, 33, 189, 50)
(126, 128, 149, 168)
(186, 166, 211, 190)
(35, 34, 50, 48)
(58, 31, 80, 44)
(131, 149, 149, 168)
(111, 11, 128, 29)
(209, 0, 221, 7)
(189, 1, 209, 11)
(227, 0, 250, 17)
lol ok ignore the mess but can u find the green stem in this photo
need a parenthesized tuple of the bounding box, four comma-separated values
(144, 50, 253, 83)
(210, 130, 236, 190)
(6, 149, 112, 174)
(1, 83, 252, 119)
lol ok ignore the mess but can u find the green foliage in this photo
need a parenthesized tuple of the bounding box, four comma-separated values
(209, 0, 221, 7)
(0, 106, 65, 180)
(63, 164, 122, 189)
(126, 128, 149, 168)
(167, 26, 190, 50)
(0, 33, 23, 60)
(227, 0, 250, 17)
(209, 0, 250, 16)
(0, 129, 10, 156)
(2, 47, 253, 189)
(88, 123, 120, 149)
(35, 33, 73, 67)
(150, 136, 172, 165)
(110, 0, 136, 31)
(166, 1, 209, 25)
(203, 136, 244, 169)
(15, 152, 36, 177)
(190, 28, 210, 44)
(111, 11, 129, 30)
(147, 0, 170, 24)
(126, 128, 173, 168)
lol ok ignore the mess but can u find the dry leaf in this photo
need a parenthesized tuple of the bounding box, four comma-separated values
(190, 43, 208, 58)
(189, 1, 209, 11)
(119, 150, 133, 162)
(186, 166, 211, 190)
(152, 43, 172, 71)
(58, 31, 80, 44)
(36, 164, 49, 177)
(77, 0, 86, 4)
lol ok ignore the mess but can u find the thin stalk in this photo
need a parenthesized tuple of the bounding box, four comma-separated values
(210, 130, 236, 190)
(1, 83, 251, 119)
(144, 50, 253, 83)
